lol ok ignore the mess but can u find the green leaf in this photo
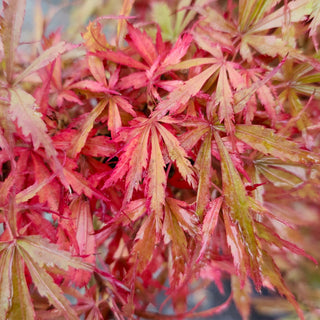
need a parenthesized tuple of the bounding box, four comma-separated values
(256, 164, 304, 188)
(239, 0, 275, 32)
(151, 2, 173, 41)
(214, 131, 262, 288)
(235, 124, 320, 164)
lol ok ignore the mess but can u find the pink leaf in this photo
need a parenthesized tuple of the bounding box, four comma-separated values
(197, 197, 223, 262)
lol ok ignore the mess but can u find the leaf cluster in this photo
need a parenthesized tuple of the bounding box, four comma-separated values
(1, 0, 320, 319)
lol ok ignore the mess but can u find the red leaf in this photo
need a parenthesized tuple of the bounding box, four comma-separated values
(126, 23, 157, 66)
(70, 197, 96, 287)
(104, 121, 151, 207)
(94, 49, 148, 70)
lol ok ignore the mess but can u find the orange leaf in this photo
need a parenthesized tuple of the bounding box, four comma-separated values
(68, 99, 108, 158)
(146, 126, 166, 223)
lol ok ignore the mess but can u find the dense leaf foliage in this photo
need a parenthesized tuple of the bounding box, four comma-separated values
(1, 0, 320, 319)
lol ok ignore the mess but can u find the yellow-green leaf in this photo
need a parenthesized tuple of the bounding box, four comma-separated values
(0, 244, 14, 319)
(239, 0, 275, 32)
(6, 247, 35, 320)
(214, 131, 262, 287)
(235, 124, 320, 164)
(251, 0, 313, 33)
(256, 164, 303, 188)
(0, 0, 26, 83)
(195, 129, 212, 218)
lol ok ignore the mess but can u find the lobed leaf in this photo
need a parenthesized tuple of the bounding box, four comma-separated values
(154, 65, 219, 118)
(197, 197, 223, 262)
(6, 248, 35, 320)
(146, 126, 166, 220)
(250, 0, 313, 33)
(17, 235, 93, 272)
(8, 88, 66, 185)
(163, 200, 188, 285)
(240, 0, 275, 31)
(157, 123, 196, 188)
(166, 197, 199, 237)
(63, 167, 109, 201)
(261, 251, 305, 320)
(104, 122, 151, 207)
(9, 89, 55, 158)
(214, 131, 262, 288)
(0, 244, 14, 319)
(216, 65, 235, 134)
(235, 124, 320, 164)
(82, 21, 109, 52)
(195, 129, 212, 218)
(70, 197, 96, 287)
(20, 249, 79, 320)
(131, 213, 157, 272)
(68, 99, 108, 158)
(255, 221, 317, 264)
(0, 0, 26, 83)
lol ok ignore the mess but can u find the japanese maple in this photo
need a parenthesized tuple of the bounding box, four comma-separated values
(1, 0, 320, 319)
